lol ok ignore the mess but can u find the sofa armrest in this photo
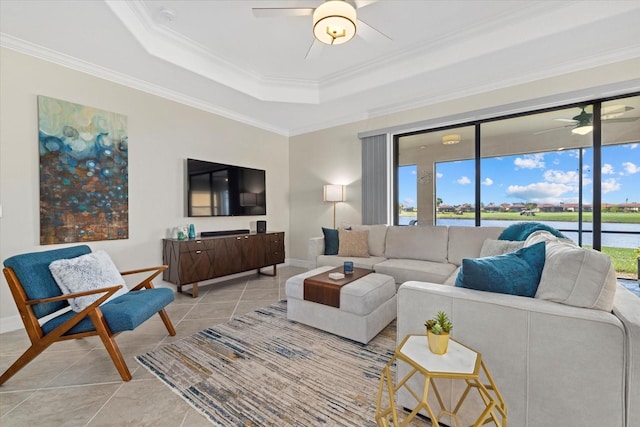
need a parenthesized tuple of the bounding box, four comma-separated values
(613, 285, 640, 427)
(397, 281, 627, 427)
(308, 237, 324, 269)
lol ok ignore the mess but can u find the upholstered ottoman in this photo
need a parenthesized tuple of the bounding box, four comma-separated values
(285, 266, 397, 344)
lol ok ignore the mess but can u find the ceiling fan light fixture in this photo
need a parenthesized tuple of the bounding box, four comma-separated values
(313, 0, 357, 45)
(442, 134, 461, 145)
(572, 125, 593, 136)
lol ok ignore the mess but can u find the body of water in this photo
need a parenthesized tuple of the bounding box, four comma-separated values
(398, 217, 640, 249)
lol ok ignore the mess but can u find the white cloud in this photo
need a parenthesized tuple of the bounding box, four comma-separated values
(403, 198, 415, 205)
(411, 170, 416, 175)
(622, 162, 640, 175)
(602, 163, 615, 175)
(482, 177, 493, 186)
(514, 153, 545, 169)
(436, 172, 443, 179)
(457, 176, 471, 185)
(630, 143, 638, 149)
(602, 178, 621, 194)
(506, 182, 573, 203)
(543, 169, 578, 184)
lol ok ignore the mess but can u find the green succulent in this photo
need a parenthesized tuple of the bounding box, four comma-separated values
(424, 311, 453, 335)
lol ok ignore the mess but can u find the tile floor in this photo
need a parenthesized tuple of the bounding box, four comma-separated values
(0, 266, 307, 427)
(2, 267, 637, 426)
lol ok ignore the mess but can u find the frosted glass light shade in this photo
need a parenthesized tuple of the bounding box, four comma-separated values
(313, 0, 357, 45)
(442, 134, 461, 145)
(324, 184, 345, 202)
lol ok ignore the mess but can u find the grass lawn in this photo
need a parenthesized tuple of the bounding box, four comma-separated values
(433, 211, 640, 223)
(595, 246, 639, 279)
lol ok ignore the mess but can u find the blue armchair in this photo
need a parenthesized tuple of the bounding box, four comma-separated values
(1, 245, 176, 384)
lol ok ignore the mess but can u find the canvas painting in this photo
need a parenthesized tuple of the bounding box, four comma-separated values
(38, 96, 128, 244)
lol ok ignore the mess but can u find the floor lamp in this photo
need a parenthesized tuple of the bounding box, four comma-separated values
(324, 184, 345, 229)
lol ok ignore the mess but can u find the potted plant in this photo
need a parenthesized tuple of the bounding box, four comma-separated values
(425, 311, 453, 355)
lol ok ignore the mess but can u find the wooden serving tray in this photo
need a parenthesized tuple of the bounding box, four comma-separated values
(303, 267, 373, 308)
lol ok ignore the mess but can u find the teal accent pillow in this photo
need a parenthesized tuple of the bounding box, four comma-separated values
(322, 227, 339, 255)
(455, 242, 546, 297)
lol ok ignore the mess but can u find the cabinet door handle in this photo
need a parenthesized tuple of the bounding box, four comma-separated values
(236, 237, 241, 240)
(245, 235, 249, 239)
(196, 240, 202, 244)
(196, 250, 202, 254)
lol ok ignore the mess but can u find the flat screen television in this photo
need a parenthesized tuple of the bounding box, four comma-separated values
(187, 158, 266, 217)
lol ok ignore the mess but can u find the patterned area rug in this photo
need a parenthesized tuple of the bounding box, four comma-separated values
(136, 301, 398, 426)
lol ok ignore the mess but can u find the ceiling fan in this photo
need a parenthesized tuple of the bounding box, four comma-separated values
(535, 105, 638, 135)
(252, 0, 390, 59)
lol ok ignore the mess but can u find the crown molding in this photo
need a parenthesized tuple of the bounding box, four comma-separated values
(358, 79, 640, 139)
(0, 34, 290, 136)
(367, 48, 640, 121)
(105, 0, 319, 104)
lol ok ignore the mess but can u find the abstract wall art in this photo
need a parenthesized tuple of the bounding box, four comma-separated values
(38, 96, 128, 244)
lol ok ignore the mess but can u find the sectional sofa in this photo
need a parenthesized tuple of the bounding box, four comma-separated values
(307, 224, 640, 427)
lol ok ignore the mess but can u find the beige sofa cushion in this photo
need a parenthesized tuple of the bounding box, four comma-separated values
(480, 239, 525, 257)
(349, 224, 388, 257)
(527, 231, 617, 311)
(385, 225, 448, 262)
(447, 226, 504, 265)
(316, 255, 386, 270)
(375, 258, 456, 284)
(338, 229, 369, 257)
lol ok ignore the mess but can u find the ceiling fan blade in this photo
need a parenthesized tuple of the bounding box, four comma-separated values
(357, 18, 392, 43)
(252, 8, 314, 18)
(305, 39, 323, 60)
(354, 0, 379, 8)
(533, 125, 572, 135)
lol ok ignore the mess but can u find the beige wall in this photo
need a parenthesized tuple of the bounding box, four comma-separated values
(289, 59, 640, 263)
(1, 45, 638, 332)
(0, 48, 290, 332)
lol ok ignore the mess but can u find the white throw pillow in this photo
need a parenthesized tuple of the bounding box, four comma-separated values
(479, 239, 525, 257)
(524, 230, 576, 247)
(49, 250, 129, 312)
(534, 240, 617, 311)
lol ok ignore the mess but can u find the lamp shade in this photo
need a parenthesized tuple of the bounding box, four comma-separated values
(313, 0, 357, 45)
(323, 184, 345, 202)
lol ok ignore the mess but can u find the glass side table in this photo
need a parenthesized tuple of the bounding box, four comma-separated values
(375, 334, 507, 427)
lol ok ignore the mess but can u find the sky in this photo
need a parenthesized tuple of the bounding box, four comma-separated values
(399, 143, 640, 207)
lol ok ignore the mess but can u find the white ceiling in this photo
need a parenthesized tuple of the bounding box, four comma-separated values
(1, 0, 639, 136)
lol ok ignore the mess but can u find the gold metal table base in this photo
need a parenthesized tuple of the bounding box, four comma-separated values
(375, 335, 507, 427)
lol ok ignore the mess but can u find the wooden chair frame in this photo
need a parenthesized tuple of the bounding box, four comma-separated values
(1, 265, 176, 385)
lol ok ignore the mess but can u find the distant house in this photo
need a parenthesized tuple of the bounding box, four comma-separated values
(539, 204, 563, 212)
(484, 203, 500, 212)
(619, 202, 640, 212)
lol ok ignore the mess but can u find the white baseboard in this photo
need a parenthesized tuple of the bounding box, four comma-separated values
(0, 315, 24, 334)
(287, 258, 312, 269)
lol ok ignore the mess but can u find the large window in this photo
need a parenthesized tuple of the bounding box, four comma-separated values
(395, 94, 640, 279)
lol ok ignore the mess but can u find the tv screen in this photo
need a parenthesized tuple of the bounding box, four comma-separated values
(187, 158, 266, 217)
